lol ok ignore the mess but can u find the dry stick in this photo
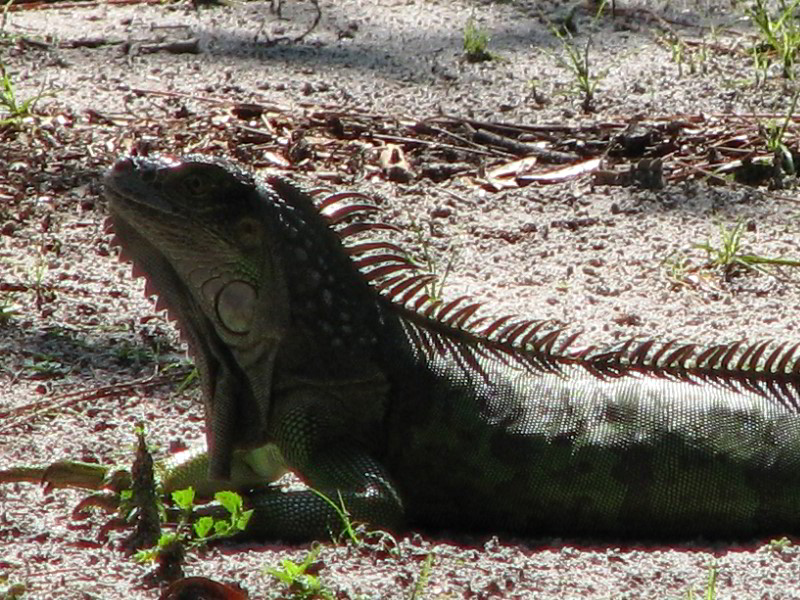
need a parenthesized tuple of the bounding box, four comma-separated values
(64, 38, 126, 49)
(126, 86, 297, 117)
(681, 38, 747, 57)
(126, 86, 253, 108)
(472, 128, 579, 163)
(15, 36, 52, 49)
(722, 112, 800, 122)
(7, 0, 163, 10)
(306, 107, 402, 123)
(81, 86, 799, 191)
(448, 113, 683, 136)
(370, 132, 505, 159)
(419, 122, 500, 154)
(140, 39, 201, 55)
(118, 87, 800, 149)
(115, 92, 512, 161)
(429, 114, 608, 136)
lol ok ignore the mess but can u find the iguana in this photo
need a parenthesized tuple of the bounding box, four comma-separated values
(7, 154, 800, 540)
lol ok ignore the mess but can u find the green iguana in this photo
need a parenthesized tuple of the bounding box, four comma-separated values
(8, 154, 800, 540)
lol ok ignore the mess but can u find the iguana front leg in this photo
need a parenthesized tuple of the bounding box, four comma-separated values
(243, 447, 404, 540)
(1, 423, 403, 540)
(238, 388, 404, 540)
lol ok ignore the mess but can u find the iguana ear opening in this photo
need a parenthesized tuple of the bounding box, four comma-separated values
(216, 280, 257, 334)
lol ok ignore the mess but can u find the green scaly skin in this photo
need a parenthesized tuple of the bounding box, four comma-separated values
(6, 154, 800, 541)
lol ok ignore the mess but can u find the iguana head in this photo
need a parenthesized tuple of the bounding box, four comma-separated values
(104, 155, 290, 480)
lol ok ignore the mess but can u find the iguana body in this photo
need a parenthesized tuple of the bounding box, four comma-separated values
(61, 156, 800, 539)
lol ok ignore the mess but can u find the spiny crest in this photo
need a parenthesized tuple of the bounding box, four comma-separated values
(309, 187, 590, 378)
(589, 339, 800, 411)
(106, 215, 194, 341)
(309, 186, 800, 412)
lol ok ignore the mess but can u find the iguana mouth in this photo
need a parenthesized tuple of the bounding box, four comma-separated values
(104, 156, 182, 214)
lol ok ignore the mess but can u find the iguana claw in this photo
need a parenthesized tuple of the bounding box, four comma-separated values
(72, 491, 123, 518)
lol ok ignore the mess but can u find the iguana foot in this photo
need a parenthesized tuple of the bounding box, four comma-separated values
(0, 461, 131, 493)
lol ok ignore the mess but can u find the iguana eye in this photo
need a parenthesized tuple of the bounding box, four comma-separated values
(183, 173, 207, 196)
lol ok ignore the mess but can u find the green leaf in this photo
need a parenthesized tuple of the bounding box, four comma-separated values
(213, 520, 231, 536)
(171, 487, 195, 510)
(266, 565, 292, 585)
(194, 516, 214, 539)
(214, 490, 242, 515)
(282, 559, 302, 577)
(237, 509, 253, 531)
(158, 532, 179, 548)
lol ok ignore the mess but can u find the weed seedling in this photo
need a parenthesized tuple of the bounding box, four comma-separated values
(694, 221, 800, 278)
(463, 17, 492, 63)
(135, 486, 253, 575)
(413, 227, 456, 302)
(761, 86, 800, 178)
(0, 64, 50, 127)
(686, 562, 717, 600)
(410, 552, 434, 600)
(266, 544, 334, 600)
(551, 28, 604, 112)
(768, 536, 793, 553)
(745, 0, 800, 81)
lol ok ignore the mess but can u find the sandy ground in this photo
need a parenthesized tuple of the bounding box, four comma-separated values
(3, 0, 800, 597)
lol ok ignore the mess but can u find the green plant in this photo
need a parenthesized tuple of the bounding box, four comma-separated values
(135, 487, 252, 563)
(0, 293, 19, 325)
(1, 0, 15, 40)
(686, 563, 717, 600)
(306, 487, 399, 555)
(410, 552, 434, 600)
(0, 65, 48, 126)
(762, 86, 800, 176)
(662, 28, 711, 78)
(694, 221, 800, 278)
(410, 223, 457, 302)
(662, 253, 692, 288)
(666, 33, 686, 76)
(266, 544, 334, 600)
(696, 221, 748, 271)
(28, 253, 47, 290)
(0, 576, 26, 600)
(174, 365, 199, 392)
(551, 28, 603, 112)
(592, 0, 613, 19)
(23, 353, 68, 378)
(193, 489, 253, 540)
(113, 341, 156, 366)
(463, 17, 492, 63)
(745, 0, 800, 80)
(310, 488, 362, 545)
(768, 536, 793, 553)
